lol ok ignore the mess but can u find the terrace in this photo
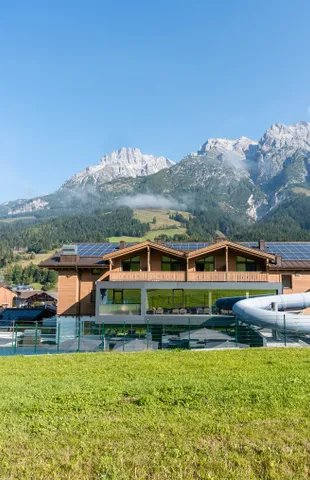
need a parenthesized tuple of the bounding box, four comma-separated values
(96, 285, 280, 322)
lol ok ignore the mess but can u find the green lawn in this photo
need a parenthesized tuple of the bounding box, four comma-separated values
(133, 208, 190, 230)
(109, 227, 187, 243)
(0, 350, 309, 479)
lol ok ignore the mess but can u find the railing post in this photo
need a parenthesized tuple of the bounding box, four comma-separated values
(284, 313, 287, 347)
(34, 322, 38, 355)
(57, 320, 60, 353)
(14, 324, 18, 355)
(235, 319, 239, 345)
(208, 291, 212, 315)
(188, 317, 191, 350)
(77, 318, 81, 352)
(11, 321, 15, 352)
(101, 323, 105, 351)
(123, 321, 126, 352)
(146, 319, 150, 350)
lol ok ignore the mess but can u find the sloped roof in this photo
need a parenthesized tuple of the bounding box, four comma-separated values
(103, 241, 186, 260)
(187, 241, 276, 260)
(18, 291, 58, 300)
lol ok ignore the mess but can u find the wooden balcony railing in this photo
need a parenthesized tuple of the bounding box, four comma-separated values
(109, 271, 186, 282)
(187, 272, 281, 282)
(108, 271, 281, 283)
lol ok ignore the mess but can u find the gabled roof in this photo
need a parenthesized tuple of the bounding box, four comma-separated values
(103, 241, 186, 260)
(0, 286, 16, 296)
(187, 241, 276, 260)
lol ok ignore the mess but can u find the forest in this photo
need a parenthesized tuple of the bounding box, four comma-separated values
(1, 196, 310, 278)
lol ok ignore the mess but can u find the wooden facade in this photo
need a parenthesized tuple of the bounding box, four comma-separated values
(39, 240, 310, 317)
(0, 287, 16, 309)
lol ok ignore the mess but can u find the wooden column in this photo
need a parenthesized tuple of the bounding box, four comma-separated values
(147, 247, 151, 272)
(225, 246, 229, 280)
(186, 257, 189, 282)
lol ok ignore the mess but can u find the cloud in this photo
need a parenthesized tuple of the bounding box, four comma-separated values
(115, 194, 187, 210)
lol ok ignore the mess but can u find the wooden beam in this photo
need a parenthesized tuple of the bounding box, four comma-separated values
(225, 246, 229, 273)
(147, 246, 151, 272)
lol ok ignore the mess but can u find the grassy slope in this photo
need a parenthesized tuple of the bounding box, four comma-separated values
(0, 216, 37, 223)
(109, 228, 187, 243)
(108, 208, 189, 241)
(18, 250, 59, 268)
(292, 187, 310, 196)
(134, 208, 190, 229)
(0, 349, 309, 479)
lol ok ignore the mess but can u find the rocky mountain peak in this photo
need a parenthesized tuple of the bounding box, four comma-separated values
(260, 121, 310, 151)
(198, 136, 258, 158)
(62, 147, 175, 188)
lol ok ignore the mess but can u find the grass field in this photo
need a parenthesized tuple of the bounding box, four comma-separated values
(134, 208, 190, 230)
(109, 227, 187, 243)
(0, 216, 37, 223)
(1, 349, 309, 479)
(109, 209, 189, 242)
(292, 187, 310, 196)
(18, 249, 59, 268)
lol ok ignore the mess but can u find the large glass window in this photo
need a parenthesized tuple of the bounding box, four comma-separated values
(122, 256, 140, 272)
(236, 256, 257, 272)
(146, 288, 277, 314)
(161, 256, 184, 271)
(195, 256, 215, 272)
(100, 288, 141, 315)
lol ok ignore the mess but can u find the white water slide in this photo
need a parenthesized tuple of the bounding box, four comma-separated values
(232, 293, 310, 333)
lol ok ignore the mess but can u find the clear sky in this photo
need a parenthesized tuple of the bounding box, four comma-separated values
(1, 0, 310, 202)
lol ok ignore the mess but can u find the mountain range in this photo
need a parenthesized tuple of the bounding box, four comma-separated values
(2, 121, 310, 223)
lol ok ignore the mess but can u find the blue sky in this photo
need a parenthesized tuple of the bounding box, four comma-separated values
(0, 0, 310, 202)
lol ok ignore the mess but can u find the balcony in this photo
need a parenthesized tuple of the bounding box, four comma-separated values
(109, 271, 186, 282)
(108, 271, 281, 283)
(188, 272, 281, 282)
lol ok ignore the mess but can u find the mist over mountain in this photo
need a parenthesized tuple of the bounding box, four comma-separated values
(1, 122, 310, 225)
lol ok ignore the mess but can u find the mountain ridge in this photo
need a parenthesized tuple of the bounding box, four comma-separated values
(2, 121, 310, 222)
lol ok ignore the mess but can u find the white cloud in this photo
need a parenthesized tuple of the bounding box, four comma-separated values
(116, 194, 187, 210)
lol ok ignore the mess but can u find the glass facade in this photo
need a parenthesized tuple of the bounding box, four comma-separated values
(99, 288, 141, 315)
(146, 288, 276, 314)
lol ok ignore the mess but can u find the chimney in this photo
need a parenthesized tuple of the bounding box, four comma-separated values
(258, 240, 265, 250)
(155, 238, 165, 244)
(276, 255, 282, 267)
(60, 244, 79, 263)
(215, 233, 225, 243)
(119, 241, 126, 250)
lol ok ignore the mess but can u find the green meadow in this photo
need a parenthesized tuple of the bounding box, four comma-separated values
(0, 349, 309, 479)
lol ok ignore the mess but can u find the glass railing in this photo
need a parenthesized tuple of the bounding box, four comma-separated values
(99, 304, 141, 315)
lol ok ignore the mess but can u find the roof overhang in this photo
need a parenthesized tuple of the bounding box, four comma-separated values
(187, 241, 276, 261)
(103, 241, 186, 260)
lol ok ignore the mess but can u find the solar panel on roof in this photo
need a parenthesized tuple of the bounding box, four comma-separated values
(59, 241, 310, 260)
(264, 243, 310, 260)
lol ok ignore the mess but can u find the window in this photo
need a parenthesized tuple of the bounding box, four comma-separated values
(161, 256, 184, 272)
(195, 256, 215, 272)
(92, 268, 101, 275)
(282, 275, 292, 289)
(122, 256, 140, 272)
(236, 256, 257, 272)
